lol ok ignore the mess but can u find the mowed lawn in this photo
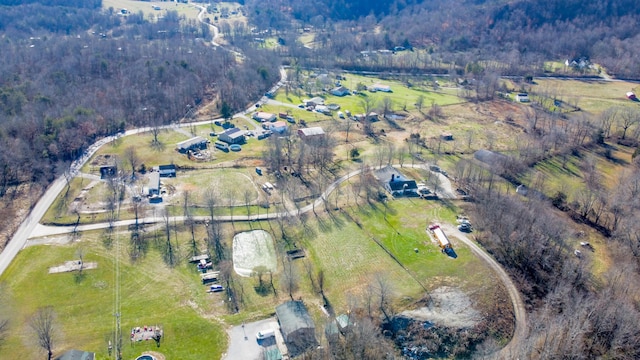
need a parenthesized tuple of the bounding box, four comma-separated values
(0, 232, 226, 360)
(102, 0, 201, 20)
(531, 78, 639, 114)
(275, 73, 464, 115)
(301, 198, 502, 311)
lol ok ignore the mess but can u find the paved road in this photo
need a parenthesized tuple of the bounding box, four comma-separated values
(440, 224, 527, 359)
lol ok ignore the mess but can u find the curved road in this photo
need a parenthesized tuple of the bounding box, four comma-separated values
(0, 13, 525, 356)
(441, 224, 526, 359)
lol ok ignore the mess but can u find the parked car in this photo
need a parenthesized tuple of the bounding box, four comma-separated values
(256, 329, 275, 340)
(209, 284, 224, 292)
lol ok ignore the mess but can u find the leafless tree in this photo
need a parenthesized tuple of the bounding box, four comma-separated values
(616, 106, 639, 140)
(282, 260, 299, 300)
(162, 209, 175, 267)
(381, 96, 393, 118)
(598, 106, 618, 138)
(30, 306, 57, 360)
(124, 146, 139, 181)
(415, 94, 425, 112)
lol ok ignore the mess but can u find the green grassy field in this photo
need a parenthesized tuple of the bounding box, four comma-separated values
(3, 167, 509, 358)
(531, 78, 639, 114)
(0, 231, 226, 360)
(276, 73, 464, 115)
(103, 0, 201, 21)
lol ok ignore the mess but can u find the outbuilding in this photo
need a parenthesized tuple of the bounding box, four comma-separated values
(276, 301, 317, 357)
(176, 136, 208, 153)
(157, 164, 176, 177)
(298, 127, 325, 140)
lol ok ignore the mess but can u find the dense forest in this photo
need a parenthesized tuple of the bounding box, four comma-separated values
(244, 0, 640, 77)
(0, 1, 279, 244)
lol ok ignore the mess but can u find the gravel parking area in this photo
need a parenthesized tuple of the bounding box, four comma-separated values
(224, 317, 287, 360)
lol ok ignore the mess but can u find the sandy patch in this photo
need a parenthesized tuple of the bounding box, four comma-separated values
(232, 230, 277, 277)
(401, 286, 482, 328)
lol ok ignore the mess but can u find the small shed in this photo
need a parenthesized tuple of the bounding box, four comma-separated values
(298, 127, 325, 140)
(99, 165, 117, 179)
(440, 132, 454, 141)
(276, 301, 317, 357)
(176, 136, 208, 153)
(218, 128, 246, 144)
(626, 91, 637, 100)
(157, 164, 176, 177)
(515, 93, 530, 102)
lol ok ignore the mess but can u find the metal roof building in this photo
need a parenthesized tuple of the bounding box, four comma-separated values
(276, 301, 317, 357)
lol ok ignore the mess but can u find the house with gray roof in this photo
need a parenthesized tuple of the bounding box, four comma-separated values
(375, 165, 418, 197)
(218, 128, 246, 145)
(176, 136, 208, 153)
(276, 301, 317, 357)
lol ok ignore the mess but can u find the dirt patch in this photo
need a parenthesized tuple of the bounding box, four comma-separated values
(232, 230, 277, 277)
(49, 260, 98, 274)
(401, 286, 481, 328)
(26, 235, 74, 247)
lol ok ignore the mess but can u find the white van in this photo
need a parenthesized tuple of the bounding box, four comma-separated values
(256, 329, 275, 340)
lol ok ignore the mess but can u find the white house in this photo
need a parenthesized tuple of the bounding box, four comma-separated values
(252, 112, 276, 122)
(515, 93, 530, 102)
(269, 121, 288, 134)
(303, 97, 325, 106)
(330, 86, 350, 97)
(370, 84, 392, 92)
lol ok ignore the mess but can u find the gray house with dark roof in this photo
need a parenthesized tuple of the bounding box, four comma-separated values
(276, 301, 317, 357)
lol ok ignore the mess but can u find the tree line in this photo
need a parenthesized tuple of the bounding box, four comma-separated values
(243, 0, 640, 78)
(0, 3, 281, 247)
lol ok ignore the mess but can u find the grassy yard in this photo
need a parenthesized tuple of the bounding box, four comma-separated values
(5, 169, 511, 359)
(531, 78, 639, 114)
(102, 0, 201, 21)
(276, 73, 464, 115)
(0, 230, 226, 360)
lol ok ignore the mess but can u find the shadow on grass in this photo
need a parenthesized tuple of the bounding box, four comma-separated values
(150, 140, 165, 152)
(74, 270, 87, 284)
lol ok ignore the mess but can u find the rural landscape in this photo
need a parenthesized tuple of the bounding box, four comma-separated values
(1, 0, 640, 359)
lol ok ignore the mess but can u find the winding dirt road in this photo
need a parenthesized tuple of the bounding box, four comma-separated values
(441, 224, 526, 359)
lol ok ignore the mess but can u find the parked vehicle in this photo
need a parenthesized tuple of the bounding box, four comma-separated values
(256, 329, 275, 340)
(428, 224, 456, 257)
(209, 284, 224, 292)
(214, 141, 229, 152)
